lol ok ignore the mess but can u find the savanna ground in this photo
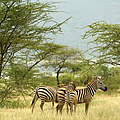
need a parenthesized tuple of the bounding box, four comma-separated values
(0, 93, 120, 120)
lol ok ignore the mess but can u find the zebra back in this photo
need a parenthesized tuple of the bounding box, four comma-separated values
(36, 86, 56, 102)
(56, 83, 77, 107)
(65, 89, 78, 105)
(31, 86, 57, 113)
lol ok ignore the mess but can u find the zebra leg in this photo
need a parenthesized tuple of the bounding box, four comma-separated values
(56, 104, 60, 113)
(52, 100, 54, 107)
(70, 103, 73, 115)
(56, 103, 63, 114)
(40, 100, 44, 111)
(85, 103, 89, 115)
(66, 103, 69, 114)
(74, 104, 76, 113)
(60, 103, 64, 114)
(31, 95, 38, 113)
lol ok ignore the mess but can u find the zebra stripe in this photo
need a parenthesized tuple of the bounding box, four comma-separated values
(75, 76, 107, 114)
(56, 76, 107, 115)
(31, 86, 57, 113)
(37, 87, 54, 101)
(65, 90, 78, 114)
(56, 82, 77, 114)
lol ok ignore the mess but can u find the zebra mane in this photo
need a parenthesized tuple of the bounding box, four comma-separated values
(87, 80, 95, 87)
(57, 84, 66, 88)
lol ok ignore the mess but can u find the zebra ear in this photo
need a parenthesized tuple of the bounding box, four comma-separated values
(58, 84, 65, 88)
(69, 82, 76, 90)
(98, 76, 102, 79)
(93, 76, 98, 80)
(93, 76, 102, 80)
(72, 83, 76, 90)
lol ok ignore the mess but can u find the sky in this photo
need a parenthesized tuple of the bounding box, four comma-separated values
(42, 0, 120, 51)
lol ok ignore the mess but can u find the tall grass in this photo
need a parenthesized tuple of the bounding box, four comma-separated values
(0, 95, 120, 120)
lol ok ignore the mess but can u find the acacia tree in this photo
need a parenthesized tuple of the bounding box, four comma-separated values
(44, 47, 84, 85)
(0, 0, 70, 78)
(0, 0, 71, 106)
(82, 21, 120, 66)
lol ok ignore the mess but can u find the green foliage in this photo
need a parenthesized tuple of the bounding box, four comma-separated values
(0, 63, 57, 108)
(44, 47, 84, 85)
(0, 63, 38, 107)
(0, 0, 71, 107)
(60, 61, 120, 92)
(37, 73, 57, 86)
(7, 63, 35, 80)
(75, 71, 92, 86)
(0, 98, 29, 108)
(82, 21, 120, 66)
(0, 0, 69, 77)
(104, 67, 120, 91)
(59, 73, 75, 85)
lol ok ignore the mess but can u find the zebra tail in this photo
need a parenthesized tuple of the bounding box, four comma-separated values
(31, 90, 39, 113)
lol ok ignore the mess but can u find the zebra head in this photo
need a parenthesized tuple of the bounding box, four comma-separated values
(94, 76, 107, 92)
(69, 82, 76, 90)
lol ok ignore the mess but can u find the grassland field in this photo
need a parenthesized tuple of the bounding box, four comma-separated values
(0, 93, 120, 120)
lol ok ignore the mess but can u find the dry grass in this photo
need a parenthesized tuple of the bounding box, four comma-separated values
(0, 94, 120, 120)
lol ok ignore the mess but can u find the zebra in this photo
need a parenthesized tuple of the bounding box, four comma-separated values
(31, 84, 67, 113)
(65, 88, 78, 114)
(31, 86, 57, 113)
(56, 76, 107, 115)
(76, 76, 107, 115)
(56, 82, 77, 114)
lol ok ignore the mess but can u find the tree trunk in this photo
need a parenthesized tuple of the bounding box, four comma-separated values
(0, 56, 3, 78)
(56, 71, 60, 86)
(0, 66, 2, 78)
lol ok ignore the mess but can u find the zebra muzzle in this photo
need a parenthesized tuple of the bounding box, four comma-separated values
(104, 86, 107, 92)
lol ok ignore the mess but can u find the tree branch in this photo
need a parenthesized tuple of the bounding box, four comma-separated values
(0, 2, 15, 26)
